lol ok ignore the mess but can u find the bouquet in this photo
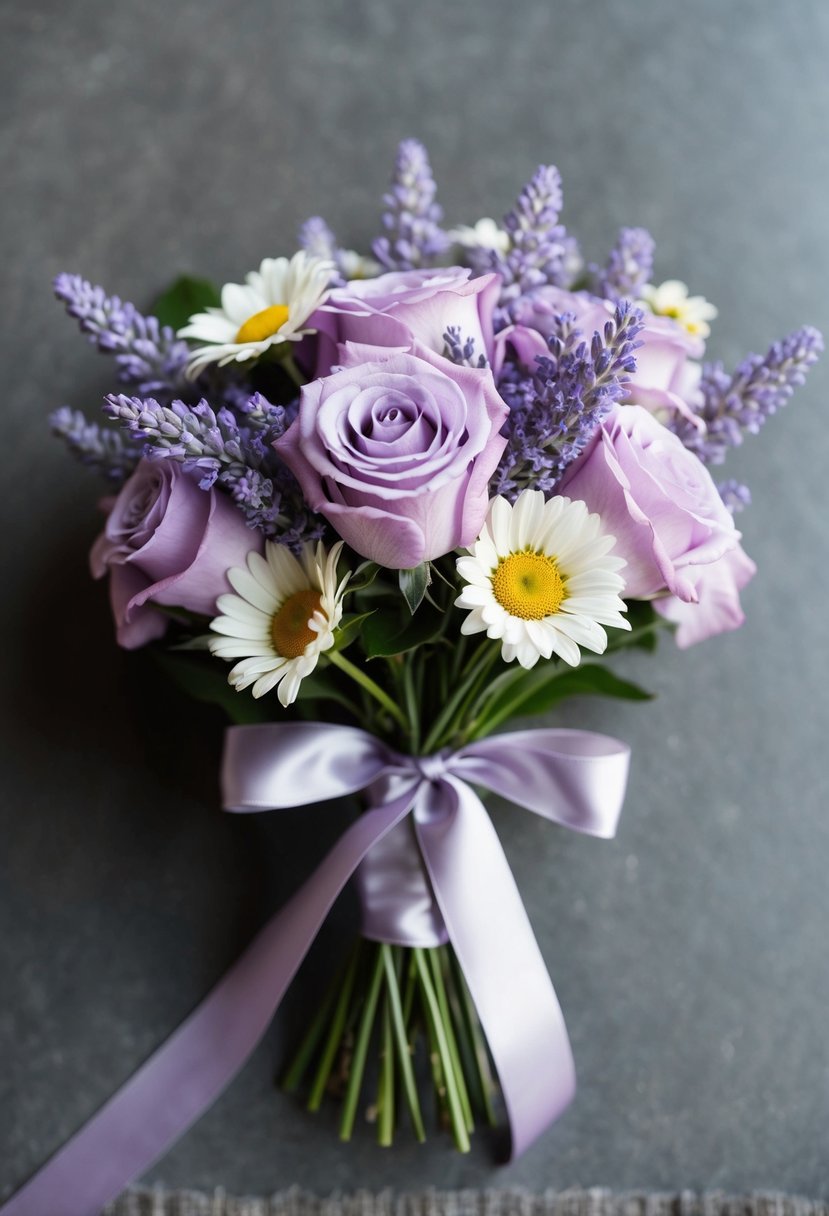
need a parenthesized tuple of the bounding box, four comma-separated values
(5, 140, 821, 1215)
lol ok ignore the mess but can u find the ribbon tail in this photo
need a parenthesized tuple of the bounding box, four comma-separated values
(1, 794, 414, 1216)
(415, 776, 576, 1160)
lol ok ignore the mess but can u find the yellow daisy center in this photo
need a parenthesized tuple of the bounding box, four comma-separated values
(271, 589, 322, 659)
(236, 304, 290, 344)
(491, 551, 565, 620)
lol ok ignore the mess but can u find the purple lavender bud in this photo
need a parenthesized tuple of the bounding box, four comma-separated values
(50, 407, 141, 483)
(494, 300, 645, 498)
(717, 480, 752, 513)
(489, 166, 573, 310)
(372, 139, 450, 271)
(671, 325, 823, 464)
(442, 327, 487, 369)
(54, 274, 190, 398)
(102, 391, 320, 546)
(594, 227, 655, 302)
(299, 216, 338, 262)
(298, 217, 347, 287)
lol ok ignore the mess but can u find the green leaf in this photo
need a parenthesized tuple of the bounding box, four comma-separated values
(293, 668, 361, 714)
(149, 275, 221, 331)
(331, 610, 376, 653)
(399, 563, 431, 614)
(518, 663, 654, 714)
(607, 600, 670, 654)
(347, 561, 381, 594)
(362, 603, 444, 658)
(474, 661, 654, 734)
(151, 649, 272, 725)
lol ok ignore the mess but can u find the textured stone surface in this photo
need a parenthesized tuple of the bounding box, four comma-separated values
(102, 1190, 829, 1216)
(1, 0, 828, 1203)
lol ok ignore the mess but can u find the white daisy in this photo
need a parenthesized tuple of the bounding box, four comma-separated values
(210, 539, 348, 706)
(640, 279, 718, 340)
(178, 251, 334, 378)
(455, 490, 631, 669)
(337, 248, 382, 281)
(447, 217, 510, 255)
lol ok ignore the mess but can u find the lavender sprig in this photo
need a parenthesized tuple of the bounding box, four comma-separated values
(593, 227, 655, 302)
(103, 391, 321, 545)
(299, 216, 339, 263)
(299, 217, 347, 287)
(717, 480, 752, 514)
(50, 406, 141, 484)
(671, 325, 823, 465)
(442, 327, 487, 369)
(493, 301, 644, 499)
(373, 139, 450, 271)
(485, 166, 577, 327)
(54, 274, 190, 398)
(104, 394, 251, 484)
(299, 216, 381, 286)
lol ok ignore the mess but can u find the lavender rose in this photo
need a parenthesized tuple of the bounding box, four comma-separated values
(500, 285, 703, 423)
(309, 267, 500, 377)
(560, 405, 755, 643)
(275, 345, 508, 569)
(90, 459, 260, 648)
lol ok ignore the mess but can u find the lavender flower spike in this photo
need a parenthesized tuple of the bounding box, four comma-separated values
(103, 392, 322, 546)
(442, 326, 487, 369)
(50, 407, 140, 484)
(494, 300, 644, 499)
(717, 480, 752, 514)
(594, 227, 655, 302)
(54, 273, 190, 398)
(490, 166, 573, 312)
(373, 139, 450, 271)
(672, 325, 824, 465)
(299, 216, 382, 286)
(299, 217, 346, 287)
(299, 216, 338, 262)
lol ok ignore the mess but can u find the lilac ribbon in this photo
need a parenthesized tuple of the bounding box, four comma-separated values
(2, 723, 629, 1216)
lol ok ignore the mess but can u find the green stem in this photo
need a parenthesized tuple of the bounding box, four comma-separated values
(457, 665, 527, 744)
(449, 632, 469, 686)
(339, 944, 385, 1141)
(377, 992, 395, 1147)
(414, 947, 471, 1152)
(449, 949, 498, 1126)
(421, 641, 499, 754)
(414, 651, 426, 741)
(281, 962, 342, 1092)
(381, 945, 426, 1142)
(402, 948, 418, 1027)
(402, 654, 421, 753)
(439, 645, 503, 750)
(462, 660, 576, 743)
(438, 948, 483, 1118)
(421, 970, 450, 1127)
(465, 688, 544, 741)
(428, 950, 474, 1133)
(328, 651, 409, 733)
(279, 349, 306, 388)
(307, 941, 361, 1111)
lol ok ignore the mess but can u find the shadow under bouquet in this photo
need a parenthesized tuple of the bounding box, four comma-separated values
(9, 140, 821, 1215)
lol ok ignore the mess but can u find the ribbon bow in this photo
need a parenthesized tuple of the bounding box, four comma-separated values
(3, 723, 629, 1216)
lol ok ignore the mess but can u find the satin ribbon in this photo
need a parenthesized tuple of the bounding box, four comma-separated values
(2, 723, 629, 1216)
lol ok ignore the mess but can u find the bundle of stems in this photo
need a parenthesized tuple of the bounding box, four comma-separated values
(282, 939, 499, 1149)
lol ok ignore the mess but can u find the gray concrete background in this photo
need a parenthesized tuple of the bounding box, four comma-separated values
(2, 0, 828, 1201)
